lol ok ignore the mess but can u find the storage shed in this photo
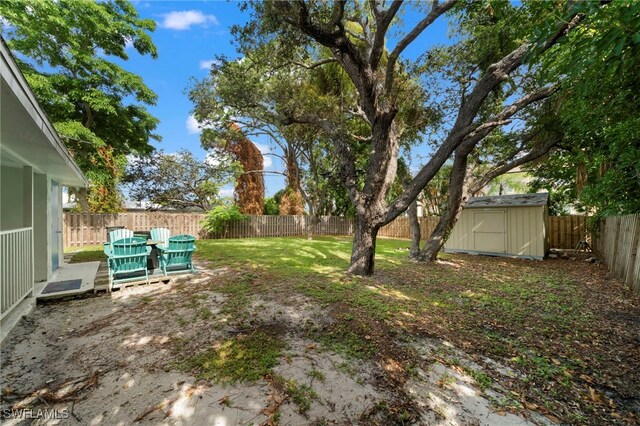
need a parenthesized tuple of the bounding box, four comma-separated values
(444, 193, 549, 260)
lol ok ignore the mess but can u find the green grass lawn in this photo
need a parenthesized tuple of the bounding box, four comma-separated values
(196, 235, 410, 274)
(69, 236, 640, 424)
(65, 244, 106, 263)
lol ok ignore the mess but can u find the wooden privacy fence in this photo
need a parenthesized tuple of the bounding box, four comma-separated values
(63, 212, 441, 247)
(64, 213, 356, 247)
(598, 214, 640, 295)
(548, 215, 590, 249)
(378, 216, 439, 239)
(64, 212, 207, 247)
(213, 215, 354, 239)
(64, 212, 588, 251)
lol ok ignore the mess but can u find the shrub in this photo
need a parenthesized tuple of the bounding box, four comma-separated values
(201, 204, 247, 235)
(264, 197, 279, 215)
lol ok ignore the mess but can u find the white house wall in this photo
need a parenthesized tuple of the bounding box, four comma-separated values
(1, 165, 25, 230)
(0, 164, 60, 281)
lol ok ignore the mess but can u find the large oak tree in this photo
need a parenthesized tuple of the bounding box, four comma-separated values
(231, 0, 587, 275)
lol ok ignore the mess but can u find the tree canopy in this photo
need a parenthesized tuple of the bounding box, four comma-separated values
(0, 0, 160, 212)
(124, 150, 239, 212)
(528, 1, 640, 218)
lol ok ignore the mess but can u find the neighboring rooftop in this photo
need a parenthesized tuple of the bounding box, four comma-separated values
(464, 193, 549, 208)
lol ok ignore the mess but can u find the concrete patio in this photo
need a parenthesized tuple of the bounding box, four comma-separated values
(34, 259, 100, 300)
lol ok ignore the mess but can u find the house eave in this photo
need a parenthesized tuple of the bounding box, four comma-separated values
(0, 38, 87, 187)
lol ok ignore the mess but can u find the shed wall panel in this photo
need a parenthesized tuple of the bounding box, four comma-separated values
(445, 205, 546, 259)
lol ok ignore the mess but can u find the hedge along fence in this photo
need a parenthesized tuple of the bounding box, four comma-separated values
(63, 212, 441, 248)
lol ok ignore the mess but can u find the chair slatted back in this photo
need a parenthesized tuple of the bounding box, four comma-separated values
(164, 235, 196, 268)
(109, 229, 133, 243)
(111, 238, 147, 272)
(150, 227, 171, 248)
(165, 250, 193, 266)
(168, 234, 196, 252)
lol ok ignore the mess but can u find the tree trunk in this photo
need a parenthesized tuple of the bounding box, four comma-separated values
(408, 199, 421, 259)
(420, 152, 471, 262)
(347, 216, 379, 276)
(306, 202, 320, 240)
(69, 186, 90, 212)
(420, 210, 453, 261)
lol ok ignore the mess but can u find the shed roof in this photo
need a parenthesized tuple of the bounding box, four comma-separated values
(464, 193, 549, 208)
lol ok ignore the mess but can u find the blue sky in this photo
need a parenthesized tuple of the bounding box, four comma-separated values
(122, 1, 267, 198)
(120, 1, 452, 198)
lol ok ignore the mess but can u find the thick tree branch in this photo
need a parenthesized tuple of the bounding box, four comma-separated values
(384, 0, 457, 92)
(370, 0, 403, 70)
(279, 1, 342, 46)
(382, 11, 577, 225)
(460, 85, 558, 150)
(81, 101, 94, 129)
(471, 138, 560, 193)
(330, 1, 347, 29)
(278, 1, 374, 117)
(292, 58, 338, 69)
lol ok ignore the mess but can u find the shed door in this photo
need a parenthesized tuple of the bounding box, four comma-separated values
(472, 210, 507, 253)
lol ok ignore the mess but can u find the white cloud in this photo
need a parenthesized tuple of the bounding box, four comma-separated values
(186, 114, 215, 135)
(262, 156, 273, 169)
(219, 187, 234, 198)
(186, 115, 201, 134)
(205, 151, 233, 167)
(205, 153, 221, 167)
(199, 59, 220, 70)
(124, 38, 134, 50)
(253, 142, 270, 154)
(0, 17, 14, 30)
(160, 10, 218, 31)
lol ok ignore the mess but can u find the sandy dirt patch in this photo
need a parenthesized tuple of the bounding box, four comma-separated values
(1, 267, 545, 425)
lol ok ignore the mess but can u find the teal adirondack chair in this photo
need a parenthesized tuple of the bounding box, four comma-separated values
(158, 234, 196, 276)
(150, 227, 171, 249)
(104, 229, 135, 258)
(103, 237, 150, 291)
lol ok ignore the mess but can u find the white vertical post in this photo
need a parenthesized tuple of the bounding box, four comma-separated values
(23, 166, 34, 294)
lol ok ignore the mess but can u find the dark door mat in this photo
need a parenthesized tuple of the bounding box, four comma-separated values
(41, 279, 83, 294)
